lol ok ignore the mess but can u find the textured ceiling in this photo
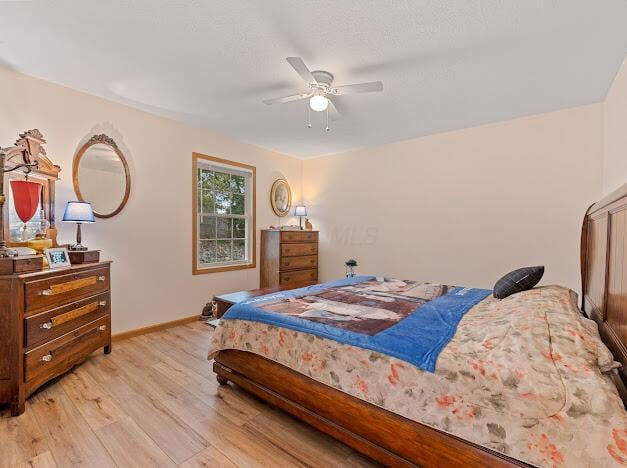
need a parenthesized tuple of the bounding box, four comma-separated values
(1, 1, 626, 158)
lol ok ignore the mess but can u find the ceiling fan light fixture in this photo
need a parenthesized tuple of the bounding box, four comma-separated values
(309, 94, 328, 112)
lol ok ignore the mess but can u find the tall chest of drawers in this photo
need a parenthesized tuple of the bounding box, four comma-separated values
(0, 261, 112, 416)
(260, 230, 319, 288)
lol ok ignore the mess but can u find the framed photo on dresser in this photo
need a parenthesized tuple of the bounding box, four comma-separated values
(44, 247, 71, 268)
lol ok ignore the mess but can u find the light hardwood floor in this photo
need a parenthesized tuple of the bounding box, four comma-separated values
(0, 321, 379, 468)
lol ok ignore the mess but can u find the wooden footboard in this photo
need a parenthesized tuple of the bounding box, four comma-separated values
(213, 350, 527, 468)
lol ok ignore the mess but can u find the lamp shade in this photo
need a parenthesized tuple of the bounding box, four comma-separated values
(294, 205, 307, 216)
(10, 180, 42, 223)
(63, 201, 95, 223)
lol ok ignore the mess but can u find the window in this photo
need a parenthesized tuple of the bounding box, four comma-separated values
(192, 153, 256, 274)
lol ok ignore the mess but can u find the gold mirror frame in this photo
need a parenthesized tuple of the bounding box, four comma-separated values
(72, 134, 131, 218)
(270, 178, 292, 217)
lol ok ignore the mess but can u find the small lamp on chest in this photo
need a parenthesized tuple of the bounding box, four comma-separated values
(345, 259, 358, 278)
(62, 201, 95, 251)
(294, 205, 307, 230)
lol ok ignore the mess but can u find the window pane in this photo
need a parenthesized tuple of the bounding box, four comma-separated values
(217, 218, 232, 238)
(233, 218, 245, 238)
(231, 194, 245, 215)
(200, 216, 216, 239)
(212, 172, 230, 191)
(215, 191, 230, 214)
(197, 189, 202, 213)
(201, 190, 216, 214)
(230, 175, 245, 194)
(199, 169, 215, 189)
(233, 239, 245, 260)
(199, 240, 216, 264)
(216, 240, 232, 262)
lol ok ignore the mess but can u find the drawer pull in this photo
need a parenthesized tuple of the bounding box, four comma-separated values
(41, 288, 53, 296)
(98, 275, 106, 281)
(99, 300, 107, 307)
(98, 325, 107, 331)
(40, 322, 53, 330)
(41, 353, 53, 362)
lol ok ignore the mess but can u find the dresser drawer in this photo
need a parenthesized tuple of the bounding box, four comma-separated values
(25, 266, 110, 315)
(280, 268, 318, 285)
(25, 315, 109, 386)
(280, 231, 318, 243)
(25, 292, 110, 349)
(280, 255, 318, 271)
(280, 243, 318, 257)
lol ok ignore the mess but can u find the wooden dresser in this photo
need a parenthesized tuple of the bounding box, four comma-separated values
(260, 230, 319, 288)
(0, 261, 112, 416)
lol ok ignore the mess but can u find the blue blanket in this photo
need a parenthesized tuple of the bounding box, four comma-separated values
(222, 276, 490, 372)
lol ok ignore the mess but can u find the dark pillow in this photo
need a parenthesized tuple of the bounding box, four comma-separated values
(493, 266, 544, 299)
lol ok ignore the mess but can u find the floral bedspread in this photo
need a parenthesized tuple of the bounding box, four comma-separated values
(208, 284, 627, 467)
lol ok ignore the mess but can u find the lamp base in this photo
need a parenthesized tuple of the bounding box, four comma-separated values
(27, 237, 53, 255)
(70, 223, 87, 251)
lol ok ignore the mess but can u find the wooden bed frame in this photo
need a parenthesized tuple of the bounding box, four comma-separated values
(213, 185, 627, 467)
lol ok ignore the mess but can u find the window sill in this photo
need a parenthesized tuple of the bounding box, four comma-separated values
(192, 261, 256, 275)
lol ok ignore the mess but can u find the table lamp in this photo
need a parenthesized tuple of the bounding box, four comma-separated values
(62, 201, 95, 251)
(294, 205, 307, 230)
(345, 259, 358, 278)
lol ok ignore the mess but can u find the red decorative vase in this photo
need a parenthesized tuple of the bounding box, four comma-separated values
(10, 180, 42, 223)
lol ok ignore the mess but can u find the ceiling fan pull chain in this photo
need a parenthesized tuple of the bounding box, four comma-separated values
(307, 105, 312, 128)
(325, 106, 330, 131)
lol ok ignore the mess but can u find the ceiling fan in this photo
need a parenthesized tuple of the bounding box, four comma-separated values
(263, 57, 383, 131)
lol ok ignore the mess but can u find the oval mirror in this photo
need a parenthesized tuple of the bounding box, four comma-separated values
(73, 134, 130, 218)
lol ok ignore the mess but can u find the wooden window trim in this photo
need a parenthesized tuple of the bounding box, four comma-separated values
(192, 152, 256, 275)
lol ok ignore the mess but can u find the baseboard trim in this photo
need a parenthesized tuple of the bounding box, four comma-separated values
(112, 315, 200, 342)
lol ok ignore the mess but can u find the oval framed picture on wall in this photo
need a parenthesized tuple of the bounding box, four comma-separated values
(270, 178, 292, 217)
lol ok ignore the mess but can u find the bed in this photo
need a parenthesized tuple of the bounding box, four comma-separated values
(208, 187, 627, 467)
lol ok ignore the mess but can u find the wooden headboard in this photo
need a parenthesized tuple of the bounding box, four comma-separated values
(581, 183, 627, 400)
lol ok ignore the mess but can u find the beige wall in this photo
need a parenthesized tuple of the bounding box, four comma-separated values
(303, 105, 603, 293)
(603, 57, 627, 194)
(0, 67, 302, 333)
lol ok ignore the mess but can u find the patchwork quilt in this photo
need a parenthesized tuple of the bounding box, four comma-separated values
(208, 281, 627, 467)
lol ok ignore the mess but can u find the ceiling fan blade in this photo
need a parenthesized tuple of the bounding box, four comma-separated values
(333, 81, 383, 95)
(327, 97, 342, 121)
(286, 57, 317, 85)
(263, 92, 310, 105)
